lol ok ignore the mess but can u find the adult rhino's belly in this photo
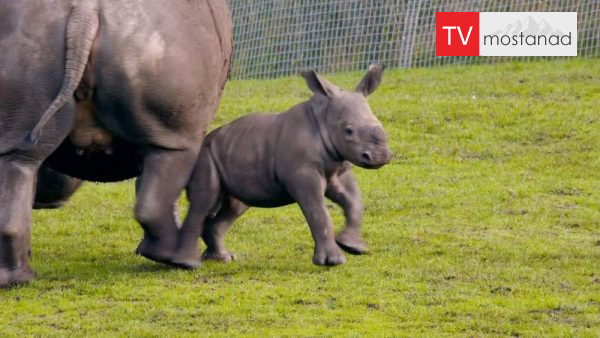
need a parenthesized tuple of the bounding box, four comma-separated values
(44, 137, 142, 182)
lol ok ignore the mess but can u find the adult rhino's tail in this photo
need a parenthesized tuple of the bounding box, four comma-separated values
(27, 0, 100, 144)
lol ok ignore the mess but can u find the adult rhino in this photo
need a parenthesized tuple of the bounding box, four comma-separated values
(0, 0, 232, 287)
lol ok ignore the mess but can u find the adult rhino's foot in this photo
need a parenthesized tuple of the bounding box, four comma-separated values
(335, 230, 370, 255)
(313, 243, 346, 266)
(135, 236, 176, 265)
(0, 266, 36, 289)
(201, 249, 236, 263)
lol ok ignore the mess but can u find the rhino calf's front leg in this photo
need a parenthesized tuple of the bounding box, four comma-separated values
(287, 175, 346, 266)
(326, 170, 369, 255)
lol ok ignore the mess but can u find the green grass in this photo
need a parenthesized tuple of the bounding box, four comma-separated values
(2, 58, 599, 336)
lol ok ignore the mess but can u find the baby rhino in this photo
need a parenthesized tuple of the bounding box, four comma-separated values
(172, 64, 392, 268)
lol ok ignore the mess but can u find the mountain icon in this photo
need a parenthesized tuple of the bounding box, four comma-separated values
(494, 23, 513, 35)
(491, 16, 564, 36)
(537, 20, 554, 35)
(510, 20, 524, 34)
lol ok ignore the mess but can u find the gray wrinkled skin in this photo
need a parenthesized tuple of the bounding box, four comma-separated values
(0, 0, 232, 287)
(171, 65, 392, 268)
(33, 165, 82, 209)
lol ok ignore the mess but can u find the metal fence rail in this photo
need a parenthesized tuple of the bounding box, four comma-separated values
(226, 0, 600, 79)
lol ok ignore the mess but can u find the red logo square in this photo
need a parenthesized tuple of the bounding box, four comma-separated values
(436, 12, 480, 56)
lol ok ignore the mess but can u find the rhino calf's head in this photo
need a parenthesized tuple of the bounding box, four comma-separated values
(302, 64, 392, 169)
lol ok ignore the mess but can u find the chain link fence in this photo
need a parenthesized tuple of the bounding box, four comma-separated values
(226, 0, 600, 79)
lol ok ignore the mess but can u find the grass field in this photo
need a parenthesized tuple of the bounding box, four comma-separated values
(1, 58, 599, 336)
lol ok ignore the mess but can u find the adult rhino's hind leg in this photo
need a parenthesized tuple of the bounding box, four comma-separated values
(134, 148, 198, 266)
(0, 159, 37, 287)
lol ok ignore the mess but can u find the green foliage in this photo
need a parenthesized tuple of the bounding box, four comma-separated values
(2, 59, 599, 336)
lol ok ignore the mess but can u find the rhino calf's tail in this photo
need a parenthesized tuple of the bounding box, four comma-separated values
(28, 0, 100, 144)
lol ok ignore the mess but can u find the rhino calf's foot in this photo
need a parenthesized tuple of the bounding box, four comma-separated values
(201, 249, 236, 263)
(313, 244, 346, 266)
(335, 230, 370, 255)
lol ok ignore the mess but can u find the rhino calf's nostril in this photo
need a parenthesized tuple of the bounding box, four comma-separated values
(361, 152, 372, 163)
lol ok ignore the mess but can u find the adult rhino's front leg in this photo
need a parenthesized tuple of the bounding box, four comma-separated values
(0, 159, 38, 287)
(134, 148, 198, 265)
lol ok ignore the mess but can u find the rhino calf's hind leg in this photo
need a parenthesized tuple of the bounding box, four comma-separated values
(201, 196, 248, 263)
(134, 148, 198, 266)
(0, 160, 38, 287)
(326, 170, 369, 255)
(170, 150, 222, 268)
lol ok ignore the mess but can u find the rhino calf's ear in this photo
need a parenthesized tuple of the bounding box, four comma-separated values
(355, 63, 384, 96)
(300, 70, 337, 97)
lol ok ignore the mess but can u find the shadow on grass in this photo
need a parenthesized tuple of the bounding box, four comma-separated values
(30, 248, 337, 286)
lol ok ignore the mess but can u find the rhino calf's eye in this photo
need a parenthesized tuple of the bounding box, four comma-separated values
(345, 127, 354, 136)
